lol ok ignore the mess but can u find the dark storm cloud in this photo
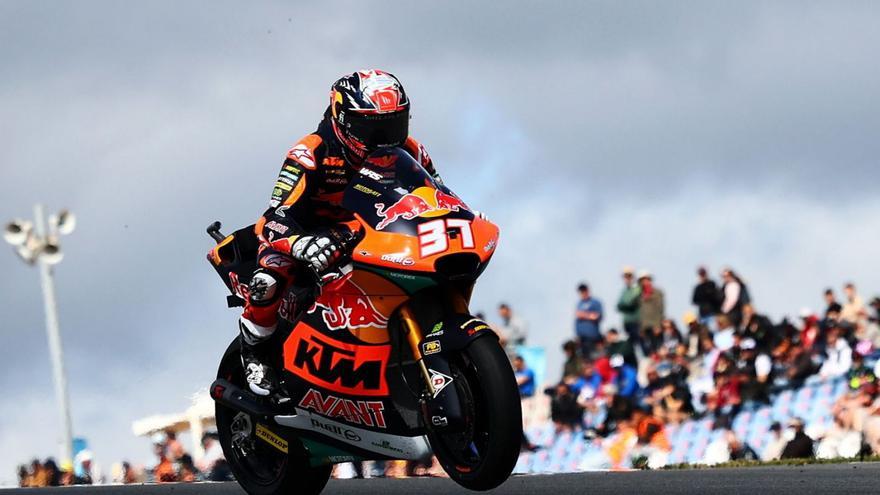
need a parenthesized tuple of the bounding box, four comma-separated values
(1, 1, 879, 482)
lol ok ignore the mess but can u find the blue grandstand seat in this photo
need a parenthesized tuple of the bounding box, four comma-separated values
(530, 451, 550, 473)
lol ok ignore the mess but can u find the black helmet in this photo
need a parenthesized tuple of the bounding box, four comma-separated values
(329, 69, 410, 161)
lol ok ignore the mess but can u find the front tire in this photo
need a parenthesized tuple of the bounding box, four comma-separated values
(427, 336, 522, 491)
(215, 339, 332, 495)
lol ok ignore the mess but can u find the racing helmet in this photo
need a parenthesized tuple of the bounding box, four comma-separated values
(329, 69, 410, 161)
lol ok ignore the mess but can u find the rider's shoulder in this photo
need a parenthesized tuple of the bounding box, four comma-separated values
(285, 134, 324, 171)
(403, 136, 431, 167)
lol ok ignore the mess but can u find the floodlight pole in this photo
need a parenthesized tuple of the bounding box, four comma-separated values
(33, 204, 74, 464)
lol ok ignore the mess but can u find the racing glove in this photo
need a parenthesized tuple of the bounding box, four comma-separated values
(290, 234, 344, 273)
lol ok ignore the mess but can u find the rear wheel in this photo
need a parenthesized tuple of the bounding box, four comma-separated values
(215, 339, 332, 495)
(426, 336, 522, 490)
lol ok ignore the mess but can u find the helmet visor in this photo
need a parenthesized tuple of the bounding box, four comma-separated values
(345, 109, 410, 148)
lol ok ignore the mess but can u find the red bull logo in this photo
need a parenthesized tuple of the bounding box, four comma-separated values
(309, 279, 389, 331)
(374, 187, 469, 230)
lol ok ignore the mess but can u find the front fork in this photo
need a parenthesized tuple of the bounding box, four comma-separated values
(400, 305, 437, 396)
(398, 287, 470, 431)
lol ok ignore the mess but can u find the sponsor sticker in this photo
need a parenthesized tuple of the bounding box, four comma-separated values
(354, 184, 381, 197)
(310, 417, 362, 442)
(323, 156, 345, 167)
(359, 168, 383, 181)
(265, 221, 289, 235)
(429, 322, 444, 335)
(380, 253, 415, 266)
(429, 369, 453, 398)
(284, 325, 391, 396)
(374, 188, 468, 231)
(255, 423, 288, 454)
(298, 388, 387, 429)
(422, 340, 441, 356)
(288, 143, 316, 169)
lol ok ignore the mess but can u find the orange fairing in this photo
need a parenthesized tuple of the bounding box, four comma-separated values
(283, 322, 392, 397)
(352, 213, 500, 272)
(209, 234, 235, 265)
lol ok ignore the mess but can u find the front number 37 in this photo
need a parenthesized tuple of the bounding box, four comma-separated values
(418, 219, 474, 257)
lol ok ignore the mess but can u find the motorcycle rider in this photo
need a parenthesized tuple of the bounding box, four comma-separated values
(239, 69, 443, 396)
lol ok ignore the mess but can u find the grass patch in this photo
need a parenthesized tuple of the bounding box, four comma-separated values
(662, 455, 880, 470)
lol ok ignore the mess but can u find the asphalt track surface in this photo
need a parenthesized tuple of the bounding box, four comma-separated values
(4, 463, 879, 494)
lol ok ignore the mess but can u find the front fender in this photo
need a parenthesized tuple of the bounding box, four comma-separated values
(417, 315, 499, 432)
(419, 314, 497, 357)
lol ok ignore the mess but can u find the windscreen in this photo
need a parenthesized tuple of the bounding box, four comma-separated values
(342, 147, 474, 235)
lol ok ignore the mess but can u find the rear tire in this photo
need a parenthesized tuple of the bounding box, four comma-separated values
(215, 339, 332, 495)
(427, 336, 522, 491)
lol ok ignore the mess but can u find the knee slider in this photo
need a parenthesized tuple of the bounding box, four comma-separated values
(248, 269, 281, 306)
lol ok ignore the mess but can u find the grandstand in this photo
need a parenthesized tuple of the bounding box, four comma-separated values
(515, 377, 851, 473)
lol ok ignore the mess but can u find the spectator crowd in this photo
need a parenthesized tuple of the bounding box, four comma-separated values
(511, 266, 880, 466)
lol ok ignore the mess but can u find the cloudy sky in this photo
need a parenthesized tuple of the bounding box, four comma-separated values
(1, 0, 879, 483)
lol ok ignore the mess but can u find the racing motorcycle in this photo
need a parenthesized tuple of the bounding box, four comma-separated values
(206, 147, 521, 494)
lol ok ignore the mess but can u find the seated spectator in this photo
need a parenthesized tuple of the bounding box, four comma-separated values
(653, 386, 694, 425)
(817, 410, 866, 459)
(818, 326, 853, 379)
(689, 333, 721, 409)
(571, 360, 602, 397)
(561, 340, 584, 381)
(73, 450, 94, 485)
(17, 465, 28, 488)
(799, 309, 822, 351)
(740, 305, 773, 351)
(594, 384, 634, 437)
(198, 433, 230, 482)
(761, 422, 787, 461)
(575, 375, 605, 433)
(153, 441, 178, 483)
(660, 319, 685, 348)
(121, 462, 141, 484)
(703, 428, 759, 465)
(847, 350, 877, 391)
(705, 353, 742, 423)
(604, 329, 637, 368)
(629, 406, 672, 469)
(164, 430, 186, 462)
(727, 430, 760, 461)
(733, 338, 771, 404)
(42, 459, 61, 487)
(608, 354, 639, 399)
(841, 282, 867, 326)
(713, 315, 736, 352)
(548, 382, 583, 433)
(682, 312, 707, 358)
(824, 288, 843, 320)
(513, 355, 536, 398)
(59, 461, 74, 486)
(772, 337, 816, 389)
(780, 418, 815, 459)
(178, 454, 199, 482)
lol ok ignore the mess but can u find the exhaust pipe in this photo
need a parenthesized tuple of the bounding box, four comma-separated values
(210, 378, 276, 418)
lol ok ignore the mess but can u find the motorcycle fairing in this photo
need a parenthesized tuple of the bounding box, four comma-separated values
(275, 412, 431, 462)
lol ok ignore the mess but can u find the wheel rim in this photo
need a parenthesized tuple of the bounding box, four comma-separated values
(216, 373, 288, 486)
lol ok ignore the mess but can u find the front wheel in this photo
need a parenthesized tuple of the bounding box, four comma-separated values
(215, 339, 332, 495)
(427, 336, 522, 491)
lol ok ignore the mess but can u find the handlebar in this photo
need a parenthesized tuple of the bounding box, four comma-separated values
(207, 221, 226, 243)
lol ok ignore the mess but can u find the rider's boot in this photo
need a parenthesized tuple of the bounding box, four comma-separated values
(239, 269, 283, 397)
(239, 318, 279, 397)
